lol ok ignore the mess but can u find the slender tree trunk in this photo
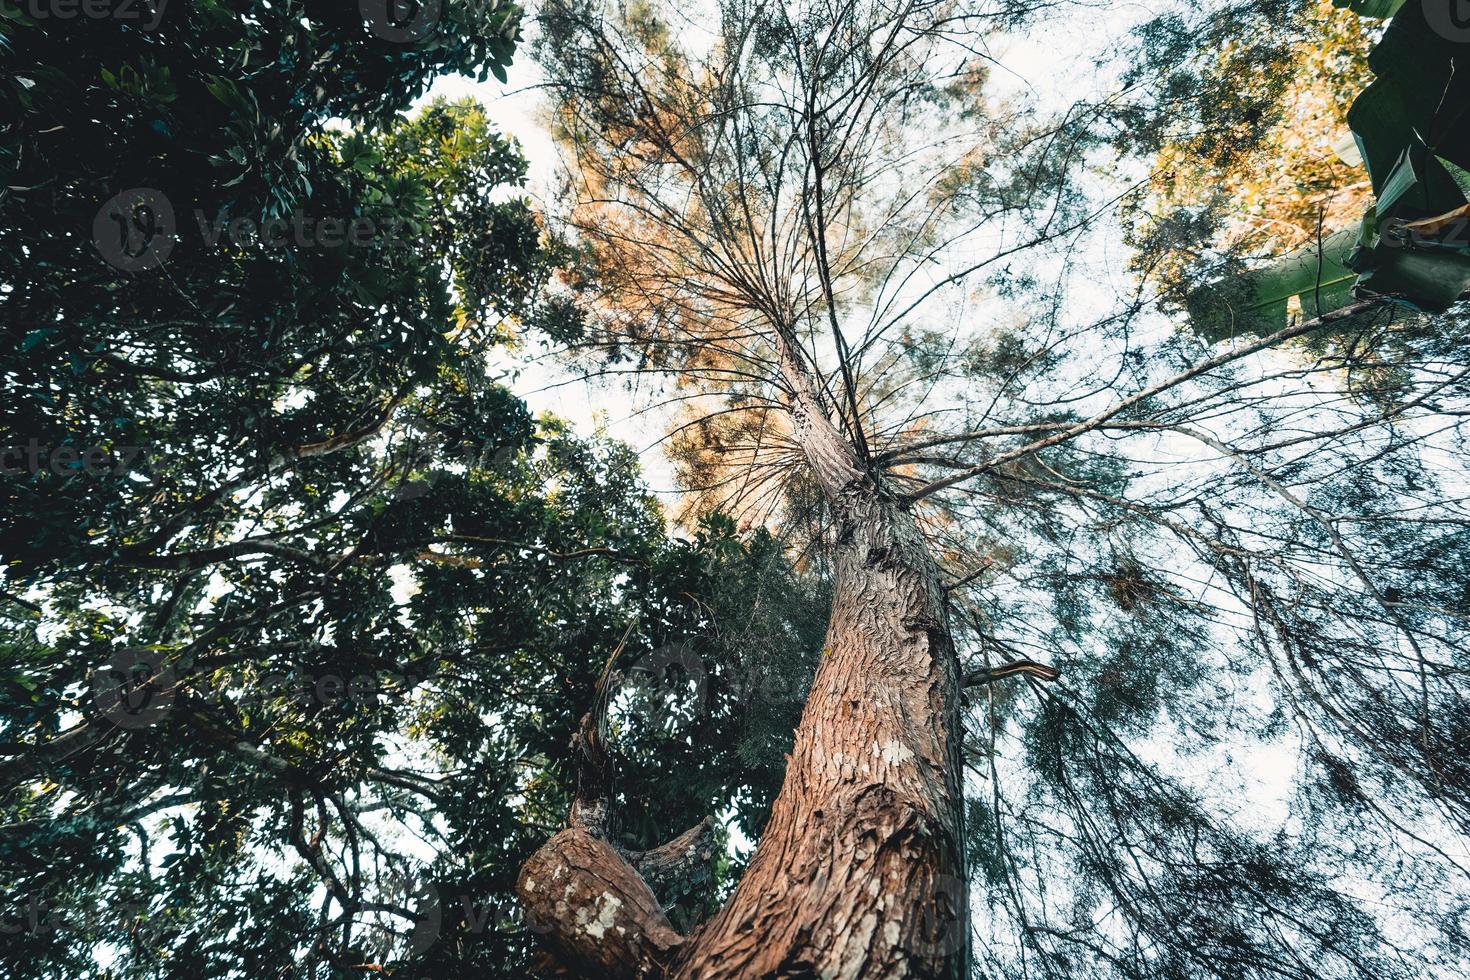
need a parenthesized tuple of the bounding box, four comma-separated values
(517, 333, 969, 979)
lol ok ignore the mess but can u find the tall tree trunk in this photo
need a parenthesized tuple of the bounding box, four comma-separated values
(516, 332, 969, 979)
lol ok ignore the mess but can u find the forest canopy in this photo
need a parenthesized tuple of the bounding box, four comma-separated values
(2, 1, 1469, 978)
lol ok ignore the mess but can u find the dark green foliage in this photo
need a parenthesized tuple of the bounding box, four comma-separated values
(1343, 1, 1470, 308)
(0, 7, 825, 977)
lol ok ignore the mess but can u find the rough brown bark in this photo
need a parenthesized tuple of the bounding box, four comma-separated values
(669, 509, 967, 978)
(517, 827, 687, 979)
(517, 331, 969, 979)
(662, 335, 968, 979)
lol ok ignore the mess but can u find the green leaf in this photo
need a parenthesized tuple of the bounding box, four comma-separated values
(203, 74, 256, 121)
(1355, 249, 1470, 311)
(1377, 148, 1420, 215)
(1338, 0, 1470, 310)
(1437, 155, 1470, 201)
(1187, 229, 1361, 340)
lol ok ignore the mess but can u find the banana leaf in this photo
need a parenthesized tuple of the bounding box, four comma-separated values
(1189, 0, 1470, 337)
(1347, 2, 1470, 216)
(1187, 229, 1361, 340)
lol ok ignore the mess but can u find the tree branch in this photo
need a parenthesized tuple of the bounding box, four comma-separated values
(906, 299, 1392, 501)
(965, 659, 1061, 687)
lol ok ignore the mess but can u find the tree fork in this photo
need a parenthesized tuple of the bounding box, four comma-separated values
(515, 641, 718, 979)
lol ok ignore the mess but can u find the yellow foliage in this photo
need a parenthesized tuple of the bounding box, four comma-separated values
(1142, 2, 1378, 265)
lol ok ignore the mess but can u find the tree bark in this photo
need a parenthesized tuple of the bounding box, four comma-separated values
(517, 330, 969, 979)
(518, 826, 687, 978)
